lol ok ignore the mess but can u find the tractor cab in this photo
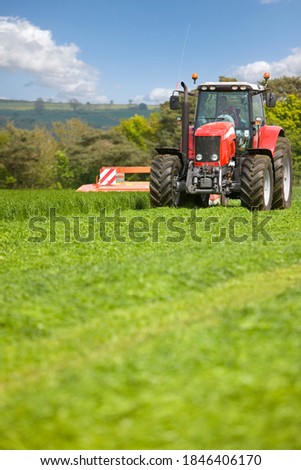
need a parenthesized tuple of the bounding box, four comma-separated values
(195, 82, 272, 154)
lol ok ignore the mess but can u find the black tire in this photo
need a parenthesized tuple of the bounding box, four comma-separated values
(195, 194, 210, 208)
(272, 136, 293, 209)
(150, 154, 182, 207)
(240, 155, 274, 211)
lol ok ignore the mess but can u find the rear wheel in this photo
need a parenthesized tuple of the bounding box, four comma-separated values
(150, 154, 182, 207)
(272, 136, 293, 209)
(240, 155, 274, 211)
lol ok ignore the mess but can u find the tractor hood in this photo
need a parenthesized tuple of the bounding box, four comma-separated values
(194, 121, 236, 166)
(195, 121, 235, 140)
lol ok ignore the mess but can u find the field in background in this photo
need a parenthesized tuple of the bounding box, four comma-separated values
(0, 100, 159, 129)
(0, 188, 301, 449)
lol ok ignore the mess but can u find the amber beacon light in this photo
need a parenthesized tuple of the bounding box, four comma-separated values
(192, 72, 199, 84)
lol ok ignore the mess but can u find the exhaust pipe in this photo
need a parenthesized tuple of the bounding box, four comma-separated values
(181, 81, 189, 174)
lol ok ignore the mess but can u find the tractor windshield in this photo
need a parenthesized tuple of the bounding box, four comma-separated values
(195, 90, 250, 150)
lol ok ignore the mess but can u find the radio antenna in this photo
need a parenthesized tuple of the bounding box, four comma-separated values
(177, 24, 191, 89)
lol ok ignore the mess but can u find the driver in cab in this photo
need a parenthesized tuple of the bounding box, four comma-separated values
(217, 96, 239, 126)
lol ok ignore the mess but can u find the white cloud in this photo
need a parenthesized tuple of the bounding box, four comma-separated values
(134, 87, 173, 104)
(148, 88, 173, 102)
(0, 16, 107, 102)
(234, 48, 301, 82)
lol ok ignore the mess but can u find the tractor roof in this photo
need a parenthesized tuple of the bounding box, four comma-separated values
(198, 82, 264, 92)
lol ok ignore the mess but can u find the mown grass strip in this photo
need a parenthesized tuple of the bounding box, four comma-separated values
(0, 190, 150, 221)
(0, 188, 300, 449)
(1, 265, 300, 449)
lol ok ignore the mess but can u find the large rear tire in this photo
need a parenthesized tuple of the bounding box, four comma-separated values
(150, 154, 182, 207)
(272, 136, 293, 209)
(240, 155, 274, 211)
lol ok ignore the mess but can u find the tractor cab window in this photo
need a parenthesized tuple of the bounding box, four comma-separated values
(196, 91, 249, 128)
(251, 93, 264, 125)
(195, 90, 251, 151)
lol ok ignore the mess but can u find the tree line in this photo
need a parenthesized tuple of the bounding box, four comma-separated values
(0, 107, 178, 189)
(0, 77, 300, 189)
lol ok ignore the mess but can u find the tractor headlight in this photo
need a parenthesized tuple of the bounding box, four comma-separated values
(211, 154, 218, 162)
(196, 154, 203, 161)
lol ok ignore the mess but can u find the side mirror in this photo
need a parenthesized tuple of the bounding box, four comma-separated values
(170, 94, 180, 110)
(266, 92, 277, 108)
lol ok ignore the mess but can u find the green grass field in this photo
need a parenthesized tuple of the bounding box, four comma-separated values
(0, 189, 301, 449)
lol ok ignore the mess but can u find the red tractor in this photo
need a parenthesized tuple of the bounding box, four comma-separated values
(150, 73, 292, 210)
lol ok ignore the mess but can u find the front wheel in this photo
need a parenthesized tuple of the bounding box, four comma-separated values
(272, 136, 293, 209)
(150, 154, 182, 207)
(240, 155, 274, 211)
(195, 194, 210, 208)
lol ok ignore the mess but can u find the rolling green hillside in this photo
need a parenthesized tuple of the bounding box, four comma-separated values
(0, 100, 159, 130)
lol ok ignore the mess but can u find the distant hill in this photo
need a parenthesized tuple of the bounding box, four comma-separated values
(0, 100, 160, 130)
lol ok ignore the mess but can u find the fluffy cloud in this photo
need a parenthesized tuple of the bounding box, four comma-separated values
(0, 16, 106, 102)
(134, 87, 173, 104)
(234, 48, 301, 82)
(148, 88, 173, 102)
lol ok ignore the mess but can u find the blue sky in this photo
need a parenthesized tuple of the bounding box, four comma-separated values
(0, 0, 300, 103)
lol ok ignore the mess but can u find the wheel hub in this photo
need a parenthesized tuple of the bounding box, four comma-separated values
(264, 167, 271, 207)
(283, 154, 291, 202)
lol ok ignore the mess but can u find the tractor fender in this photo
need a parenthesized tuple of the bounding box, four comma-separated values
(155, 147, 186, 163)
(259, 125, 285, 157)
(155, 147, 188, 178)
(242, 149, 275, 179)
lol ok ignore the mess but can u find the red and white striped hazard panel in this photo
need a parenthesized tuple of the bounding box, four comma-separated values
(99, 168, 116, 186)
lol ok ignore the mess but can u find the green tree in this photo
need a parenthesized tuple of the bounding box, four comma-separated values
(265, 94, 301, 184)
(118, 114, 160, 150)
(54, 150, 74, 188)
(52, 119, 103, 187)
(0, 123, 57, 188)
(69, 99, 81, 111)
(0, 129, 9, 147)
(219, 76, 237, 82)
(155, 91, 198, 149)
(265, 76, 301, 100)
(156, 101, 181, 148)
(34, 98, 45, 114)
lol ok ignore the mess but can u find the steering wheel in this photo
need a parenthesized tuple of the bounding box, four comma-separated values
(216, 114, 235, 126)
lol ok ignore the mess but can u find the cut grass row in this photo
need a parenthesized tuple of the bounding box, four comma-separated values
(0, 190, 150, 221)
(0, 188, 300, 449)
